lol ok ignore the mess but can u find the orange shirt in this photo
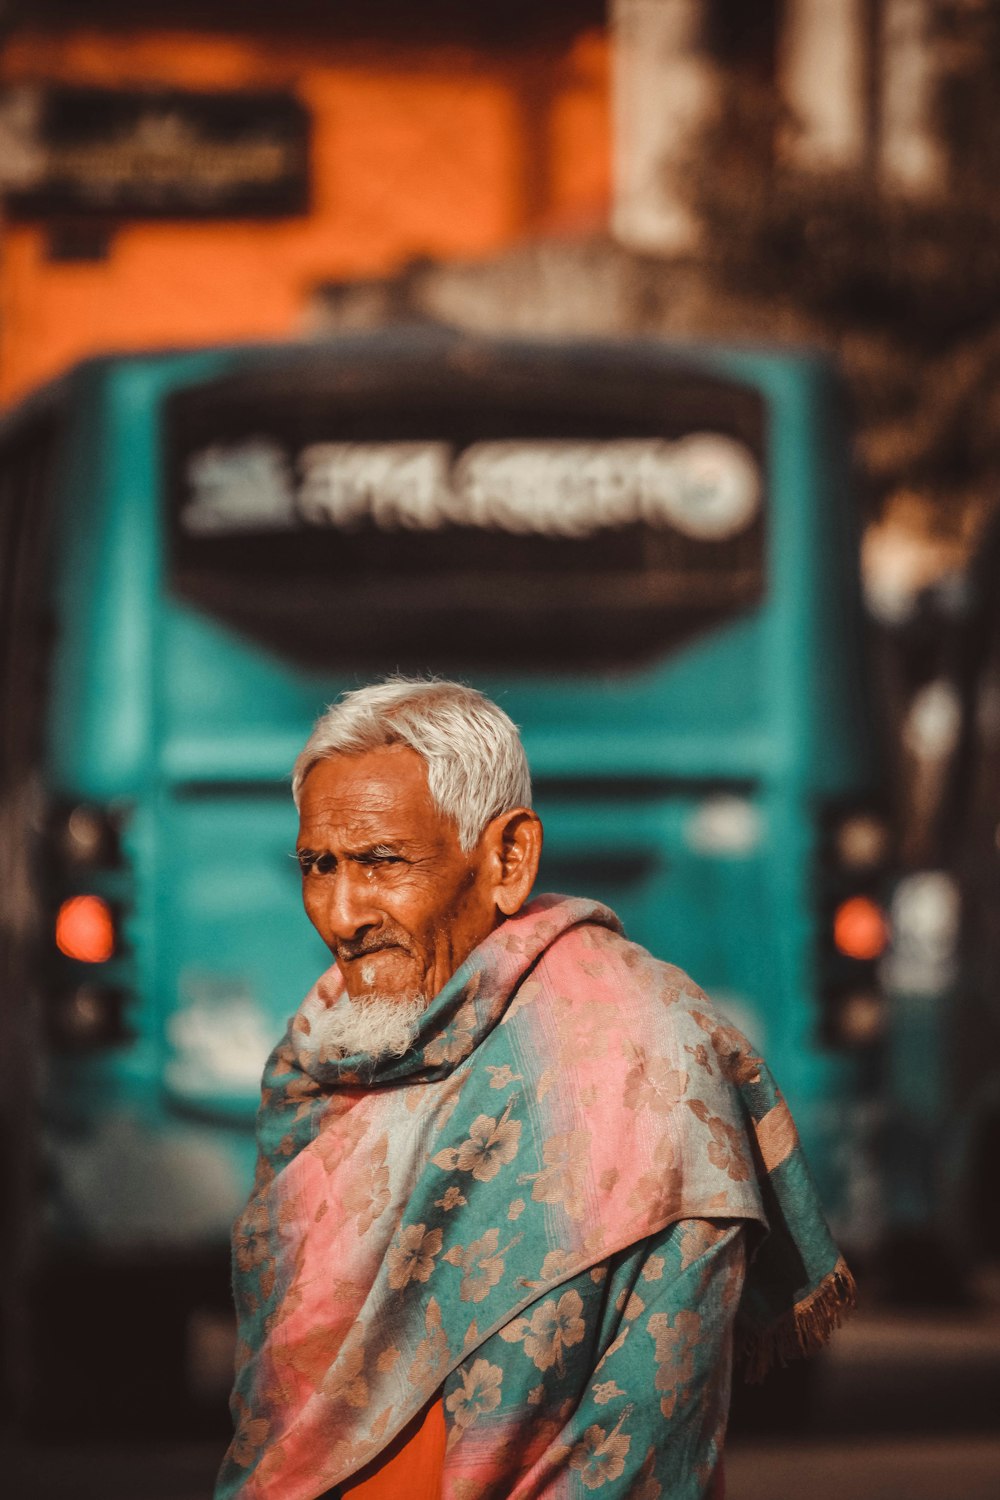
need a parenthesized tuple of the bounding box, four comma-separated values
(336, 1397, 727, 1497)
(340, 1398, 445, 1499)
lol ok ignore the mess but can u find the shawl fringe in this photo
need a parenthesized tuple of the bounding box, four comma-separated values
(738, 1259, 857, 1384)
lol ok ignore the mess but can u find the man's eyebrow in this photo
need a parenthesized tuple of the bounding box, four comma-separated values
(292, 840, 407, 859)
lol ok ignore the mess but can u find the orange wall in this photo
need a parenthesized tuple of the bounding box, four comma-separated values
(0, 27, 609, 403)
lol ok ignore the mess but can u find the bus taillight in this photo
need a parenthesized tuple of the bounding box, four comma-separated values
(55, 893, 116, 963)
(48, 802, 133, 1050)
(833, 895, 891, 962)
(819, 804, 894, 1048)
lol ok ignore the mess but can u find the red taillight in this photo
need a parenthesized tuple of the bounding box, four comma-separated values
(833, 895, 890, 962)
(55, 894, 115, 963)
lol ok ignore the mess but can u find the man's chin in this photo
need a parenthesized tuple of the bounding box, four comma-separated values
(342, 953, 424, 1004)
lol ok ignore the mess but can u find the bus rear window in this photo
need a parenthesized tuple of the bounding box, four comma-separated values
(165, 353, 767, 671)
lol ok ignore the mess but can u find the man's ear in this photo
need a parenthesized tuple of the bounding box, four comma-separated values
(488, 808, 543, 916)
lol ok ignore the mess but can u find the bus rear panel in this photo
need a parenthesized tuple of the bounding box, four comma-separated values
(3, 332, 884, 1290)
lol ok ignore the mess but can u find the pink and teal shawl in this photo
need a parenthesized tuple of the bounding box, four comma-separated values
(218, 896, 853, 1499)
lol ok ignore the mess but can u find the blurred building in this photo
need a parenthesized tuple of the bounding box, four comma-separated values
(0, 1, 610, 401)
(1, 1, 996, 546)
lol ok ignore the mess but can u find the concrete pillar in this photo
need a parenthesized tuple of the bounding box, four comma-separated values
(779, 0, 869, 172)
(879, 0, 946, 196)
(611, 0, 718, 256)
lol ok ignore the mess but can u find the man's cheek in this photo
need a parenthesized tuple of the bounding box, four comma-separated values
(302, 890, 327, 936)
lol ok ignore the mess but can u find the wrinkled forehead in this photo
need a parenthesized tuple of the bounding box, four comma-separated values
(296, 745, 445, 845)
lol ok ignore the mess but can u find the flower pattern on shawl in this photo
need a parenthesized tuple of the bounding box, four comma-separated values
(486, 1063, 521, 1089)
(518, 1128, 590, 1220)
(647, 1308, 702, 1416)
(320, 1325, 370, 1408)
(341, 1133, 391, 1234)
(433, 1096, 521, 1182)
(626, 1163, 683, 1227)
(444, 1227, 523, 1303)
(410, 1296, 450, 1391)
(230, 1394, 270, 1469)
(386, 1223, 443, 1290)
(687, 1099, 751, 1181)
(501, 976, 542, 1025)
(444, 1358, 504, 1430)
(706, 1117, 751, 1181)
(423, 998, 479, 1067)
(568, 1414, 632, 1490)
(622, 1048, 689, 1114)
(678, 1219, 729, 1271)
(313, 1105, 368, 1173)
(234, 1201, 270, 1271)
(500, 921, 561, 957)
(551, 993, 618, 1061)
(686, 1042, 713, 1074)
(532, 1247, 577, 1285)
(435, 1185, 468, 1212)
(279, 1072, 322, 1121)
(499, 1287, 586, 1373)
(692, 1010, 762, 1086)
(274, 1321, 368, 1406)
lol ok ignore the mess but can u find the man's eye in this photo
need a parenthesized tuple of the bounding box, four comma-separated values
(297, 852, 335, 876)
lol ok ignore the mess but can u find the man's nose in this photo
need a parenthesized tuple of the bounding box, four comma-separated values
(321, 864, 382, 944)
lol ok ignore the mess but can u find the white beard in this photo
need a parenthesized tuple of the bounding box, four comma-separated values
(313, 991, 426, 1062)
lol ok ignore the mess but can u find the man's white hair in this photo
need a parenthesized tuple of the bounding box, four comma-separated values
(291, 677, 532, 852)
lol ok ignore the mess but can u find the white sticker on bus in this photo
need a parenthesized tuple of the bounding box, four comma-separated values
(185, 439, 295, 532)
(182, 435, 761, 540)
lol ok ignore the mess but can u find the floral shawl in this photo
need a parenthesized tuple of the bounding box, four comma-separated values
(217, 895, 853, 1500)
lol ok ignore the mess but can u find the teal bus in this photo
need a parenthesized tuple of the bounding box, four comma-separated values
(0, 330, 888, 1419)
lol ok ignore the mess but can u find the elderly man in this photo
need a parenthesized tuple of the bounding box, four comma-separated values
(217, 678, 852, 1500)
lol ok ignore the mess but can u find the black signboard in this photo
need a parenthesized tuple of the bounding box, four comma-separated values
(6, 86, 310, 220)
(164, 340, 768, 672)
